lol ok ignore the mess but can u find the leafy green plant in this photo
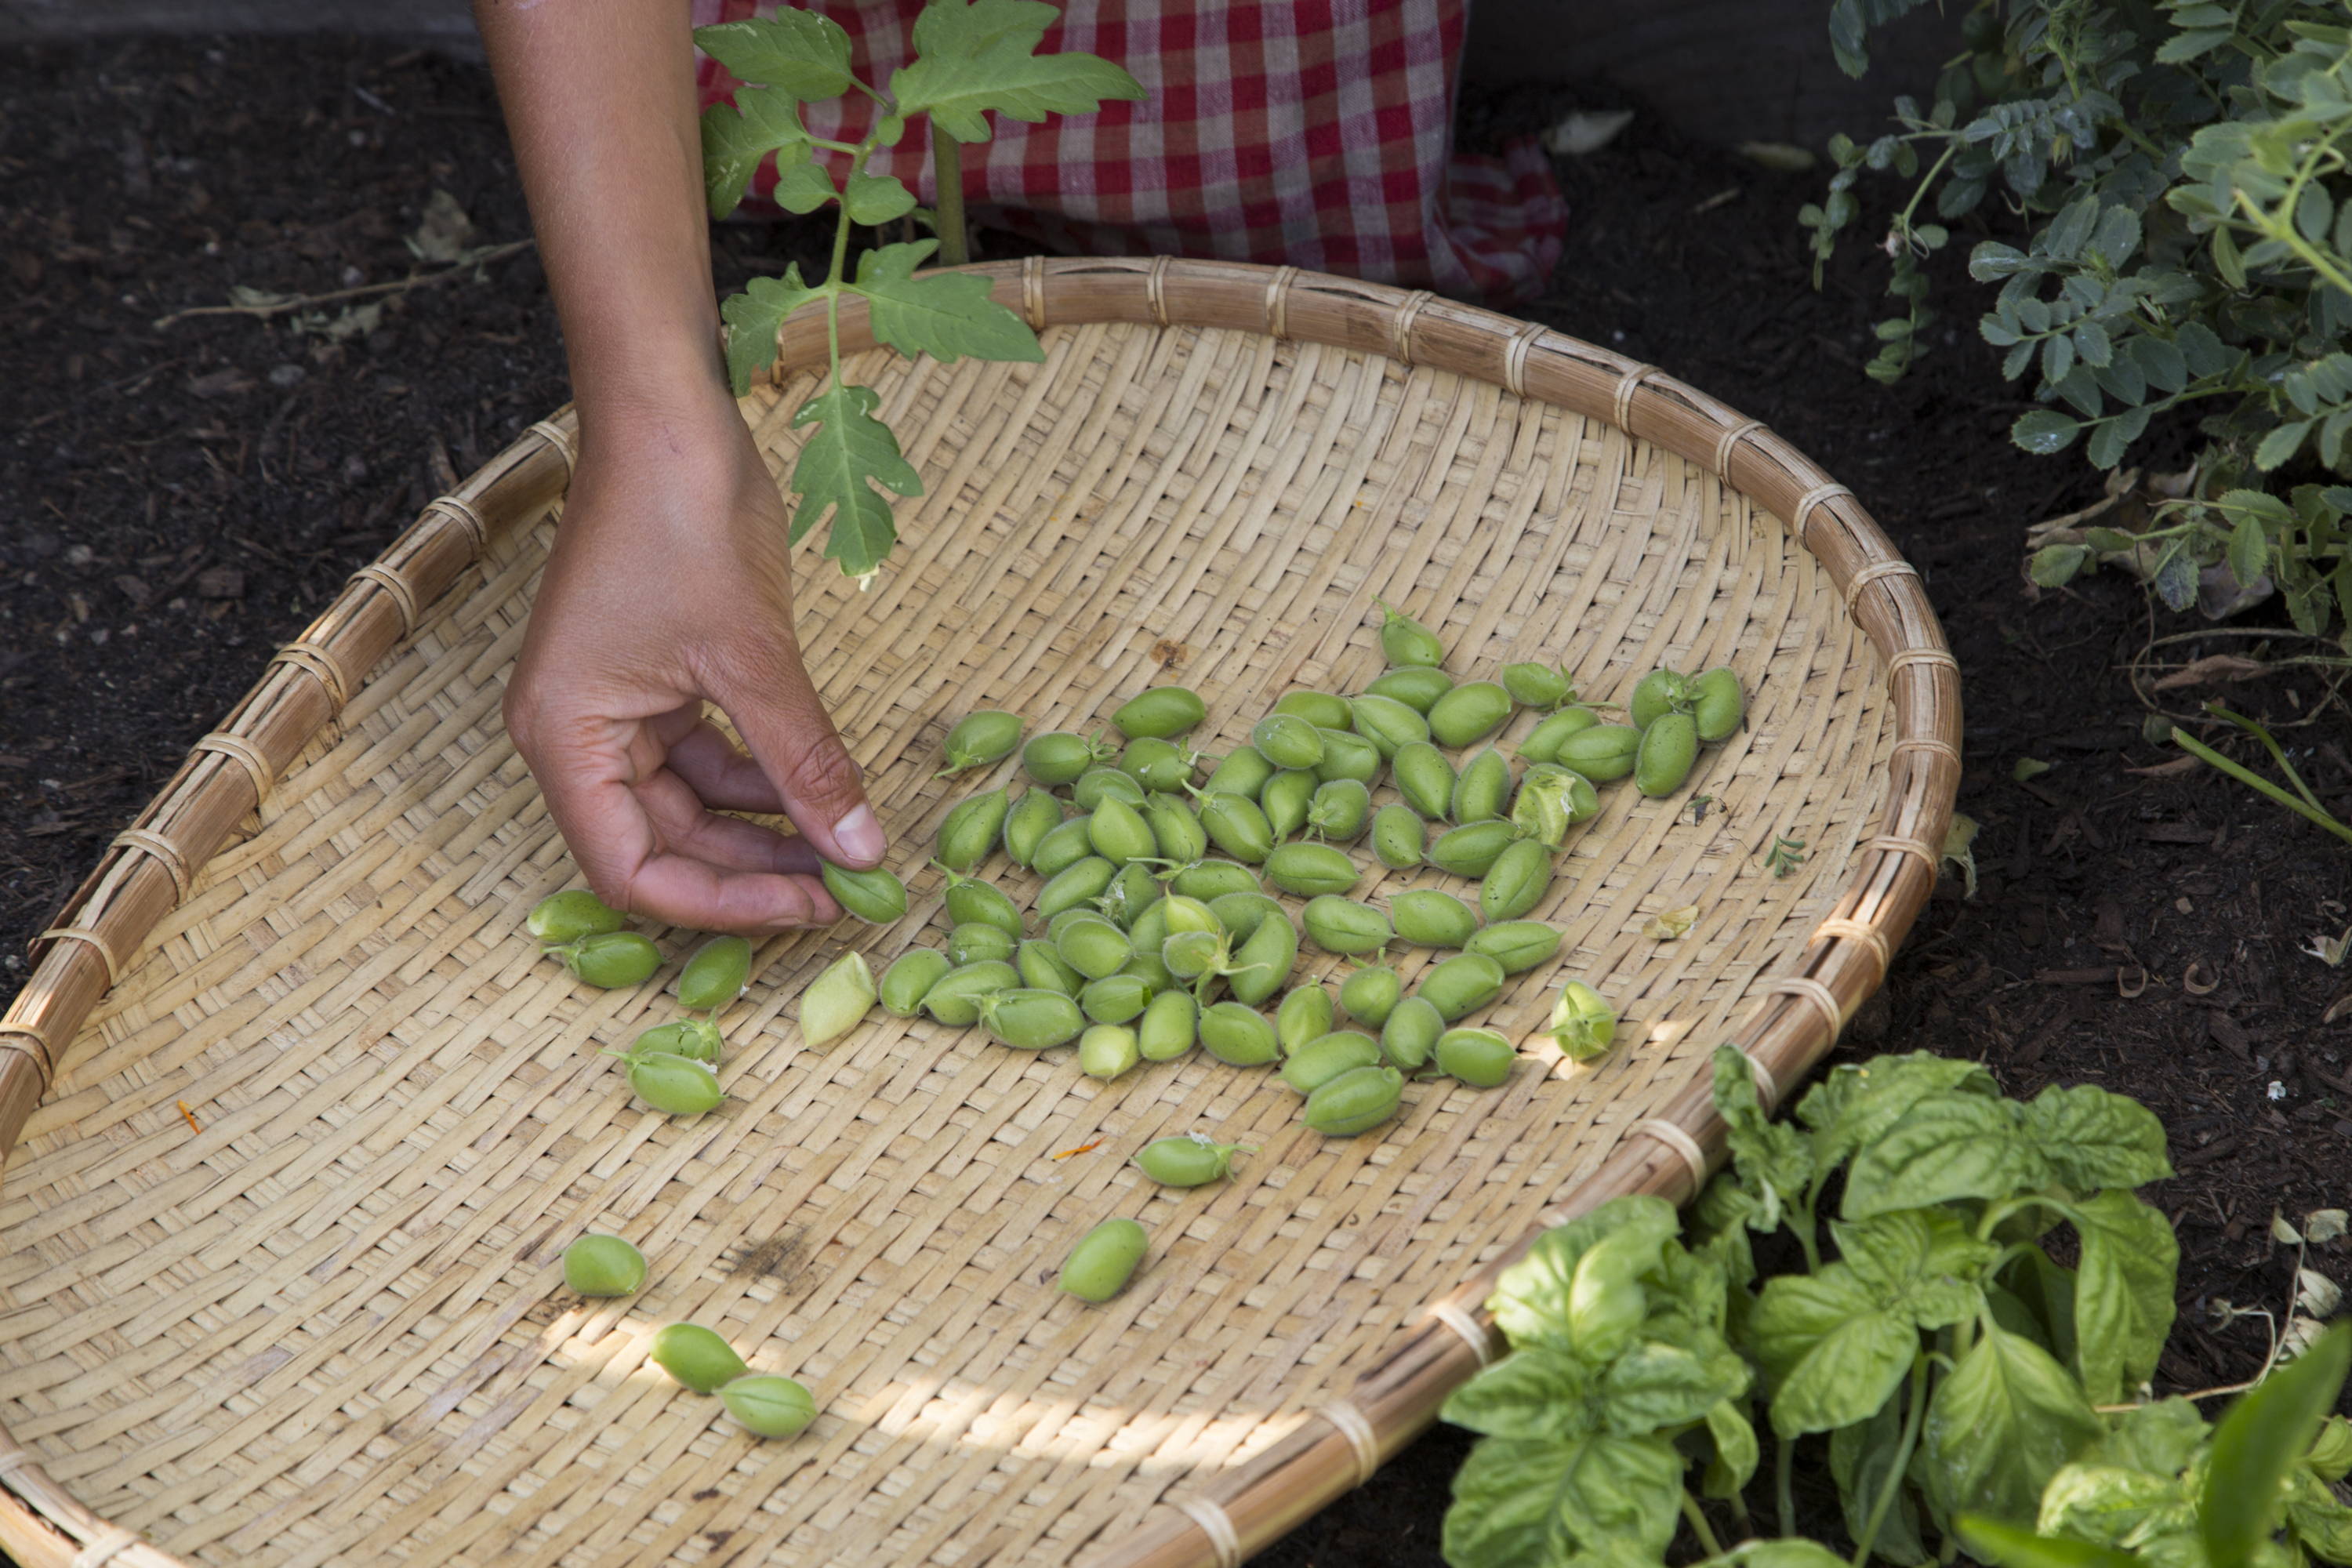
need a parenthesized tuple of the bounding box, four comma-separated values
(1813, 1, 2352, 642)
(1440, 1046, 2352, 1568)
(696, 1, 1142, 581)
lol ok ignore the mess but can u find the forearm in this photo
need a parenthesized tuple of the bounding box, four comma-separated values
(474, 0, 724, 425)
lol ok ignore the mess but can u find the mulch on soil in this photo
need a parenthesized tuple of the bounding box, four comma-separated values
(5, 33, 2352, 1567)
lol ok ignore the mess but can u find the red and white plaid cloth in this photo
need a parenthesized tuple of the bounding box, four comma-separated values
(691, 0, 1566, 302)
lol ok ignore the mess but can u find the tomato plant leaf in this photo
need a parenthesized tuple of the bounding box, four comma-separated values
(2067, 1189, 2178, 1403)
(1440, 1431, 1686, 1566)
(850, 240, 1044, 364)
(720, 267, 826, 397)
(910, 0, 1062, 59)
(845, 171, 919, 226)
(1922, 1325, 2102, 1525)
(694, 13, 855, 99)
(2021, 1083, 2174, 1190)
(891, 37, 1144, 143)
(788, 383, 923, 578)
(700, 88, 814, 220)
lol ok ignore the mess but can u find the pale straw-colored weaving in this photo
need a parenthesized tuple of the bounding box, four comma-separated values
(0, 258, 1958, 1568)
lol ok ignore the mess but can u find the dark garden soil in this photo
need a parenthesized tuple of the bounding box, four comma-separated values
(5, 32, 2352, 1568)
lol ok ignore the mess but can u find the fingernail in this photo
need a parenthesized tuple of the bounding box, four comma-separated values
(833, 804, 885, 864)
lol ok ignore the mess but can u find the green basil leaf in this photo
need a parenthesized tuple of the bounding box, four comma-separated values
(2087, 1397, 2209, 1478)
(851, 240, 1046, 364)
(2286, 1468, 2352, 1562)
(788, 383, 922, 577)
(2306, 1414, 2352, 1483)
(1995, 1246, 2080, 1370)
(1836, 1209, 1996, 1330)
(2068, 1190, 2180, 1404)
(1570, 1222, 1676, 1364)
(1441, 1345, 1599, 1441)
(1441, 1432, 1686, 1566)
(1922, 1325, 2102, 1525)
(1831, 1395, 1934, 1566)
(2036, 1460, 2189, 1547)
(1600, 1339, 1751, 1432)
(1734, 1542, 1854, 1568)
(1798, 1052, 1999, 1171)
(1703, 1399, 1760, 1501)
(2022, 1083, 2176, 1190)
(1487, 1195, 1679, 1357)
(2203, 1322, 2352, 1568)
(1751, 1265, 1917, 1437)
(1843, 1092, 2041, 1221)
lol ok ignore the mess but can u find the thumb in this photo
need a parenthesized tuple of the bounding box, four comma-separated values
(713, 640, 885, 870)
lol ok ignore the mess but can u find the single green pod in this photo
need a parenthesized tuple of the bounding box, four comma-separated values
(920, 959, 1020, 1025)
(1363, 665, 1455, 714)
(1192, 788, 1276, 863)
(1305, 778, 1371, 841)
(1055, 914, 1134, 980)
(1273, 690, 1355, 731)
(1199, 1001, 1281, 1065)
(1202, 746, 1277, 800)
(550, 930, 664, 989)
(947, 922, 1019, 967)
(1371, 803, 1426, 870)
(1263, 841, 1359, 898)
(1122, 946, 1176, 996)
(1692, 666, 1745, 743)
(937, 786, 1011, 872)
(1391, 742, 1457, 821)
(1348, 692, 1432, 759)
(1095, 859, 1164, 931)
(1391, 888, 1481, 949)
(1302, 895, 1393, 956)
(1079, 1023, 1142, 1079)
(1073, 766, 1148, 811)
(619, 1050, 725, 1114)
(1080, 974, 1155, 1025)
(1628, 669, 1694, 730)
(1225, 908, 1298, 1006)
(1276, 983, 1338, 1054)
(1634, 712, 1699, 799)
(1137, 989, 1200, 1060)
(561, 1234, 648, 1297)
(1209, 890, 1285, 945)
(1120, 736, 1200, 793)
(1133, 1134, 1246, 1187)
(1159, 895, 1221, 937)
(935, 864, 1022, 935)
(880, 949, 953, 1016)
(1087, 797, 1159, 865)
(1381, 995, 1445, 1069)
(1170, 858, 1263, 902)
(1302, 1064, 1406, 1136)
(1417, 953, 1507, 1022)
(1501, 662, 1573, 710)
(822, 863, 910, 926)
(1250, 713, 1326, 771)
(1480, 837, 1555, 922)
(1280, 1031, 1385, 1094)
(1536, 766, 1602, 827)
(1375, 599, 1445, 668)
(1260, 768, 1319, 839)
(800, 952, 877, 1047)
(1426, 819, 1517, 878)
(1339, 964, 1403, 1028)
(1509, 770, 1575, 851)
(648, 1323, 749, 1393)
(1047, 906, 1100, 946)
(1002, 789, 1068, 869)
(1436, 1027, 1517, 1088)
(1517, 705, 1602, 764)
(632, 1018, 724, 1064)
(720, 1374, 818, 1439)
(526, 888, 625, 943)
(1550, 981, 1617, 1061)
(1058, 1218, 1149, 1302)
(1126, 898, 1173, 959)
(1112, 686, 1207, 740)
(1427, 681, 1514, 750)
(1466, 920, 1564, 974)
(1037, 856, 1120, 920)
(1016, 938, 1084, 996)
(1031, 815, 1100, 878)
(938, 710, 1023, 777)
(1023, 729, 1114, 787)
(1145, 793, 1208, 864)
(677, 935, 753, 1011)
(1553, 725, 1642, 784)
(976, 987, 1087, 1050)
(1450, 746, 1514, 825)
(1312, 728, 1385, 786)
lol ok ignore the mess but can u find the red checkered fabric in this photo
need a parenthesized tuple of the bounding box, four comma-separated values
(691, 0, 1566, 302)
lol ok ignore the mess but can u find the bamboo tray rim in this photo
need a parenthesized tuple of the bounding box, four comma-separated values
(0, 255, 1960, 1568)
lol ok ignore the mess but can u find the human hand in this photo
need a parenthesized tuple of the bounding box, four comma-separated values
(503, 383, 883, 933)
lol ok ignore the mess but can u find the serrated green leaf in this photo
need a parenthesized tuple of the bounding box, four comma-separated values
(850, 239, 1045, 364)
(2156, 26, 2236, 64)
(891, 37, 1144, 143)
(773, 160, 840, 215)
(2214, 224, 2249, 288)
(701, 89, 814, 220)
(2259, 418, 2316, 471)
(2205, 1323, 2352, 1568)
(1796, 1051, 2000, 1173)
(1712, 1044, 1814, 1230)
(695, 13, 855, 98)
(845, 171, 919, 225)
(2086, 416, 2133, 471)
(2069, 1190, 2179, 1404)
(719, 267, 826, 396)
(911, 0, 1061, 59)
(2154, 539, 2201, 612)
(2021, 1083, 2176, 1189)
(2015, 409, 2083, 456)
(1924, 1326, 2103, 1524)
(789, 383, 922, 577)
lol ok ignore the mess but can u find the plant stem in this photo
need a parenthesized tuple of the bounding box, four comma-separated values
(2171, 727, 2352, 846)
(1853, 1356, 1930, 1568)
(1682, 1490, 1726, 1560)
(933, 128, 968, 267)
(1777, 1434, 1797, 1541)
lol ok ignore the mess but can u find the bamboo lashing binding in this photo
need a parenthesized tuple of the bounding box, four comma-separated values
(1317, 1399, 1382, 1489)
(1173, 1497, 1241, 1568)
(1631, 1118, 1710, 1196)
(1425, 1301, 1498, 1367)
(1769, 975, 1849, 1046)
(1390, 289, 1436, 365)
(348, 563, 422, 637)
(1712, 417, 1766, 480)
(67, 1526, 138, 1568)
(1809, 916, 1895, 977)
(1791, 481, 1855, 547)
(1501, 321, 1545, 397)
(1261, 265, 1299, 341)
(1842, 559, 1920, 612)
(109, 828, 194, 902)
(1612, 365, 1659, 433)
(192, 731, 274, 804)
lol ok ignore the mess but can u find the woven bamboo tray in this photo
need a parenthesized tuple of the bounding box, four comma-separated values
(0, 256, 1958, 1568)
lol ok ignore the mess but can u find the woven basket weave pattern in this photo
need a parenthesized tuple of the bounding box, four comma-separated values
(0, 259, 1957, 1568)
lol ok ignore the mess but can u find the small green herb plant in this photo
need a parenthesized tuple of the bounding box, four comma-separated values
(695, 1, 1142, 581)
(1810, 2, 2352, 642)
(1440, 1045, 2352, 1568)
